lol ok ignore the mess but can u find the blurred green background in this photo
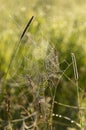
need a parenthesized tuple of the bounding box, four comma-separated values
(0, 0, 86, 130)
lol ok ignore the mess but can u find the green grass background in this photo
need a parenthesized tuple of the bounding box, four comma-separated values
(0, 0, 86, 130)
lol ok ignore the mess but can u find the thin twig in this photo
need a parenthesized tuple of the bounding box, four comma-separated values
(54, 101, 86, 110)
(52, 113, 81, 128)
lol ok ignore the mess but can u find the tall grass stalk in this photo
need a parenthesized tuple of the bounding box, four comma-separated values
(5, 16, 34, 79)
(71, 53, 83, 129)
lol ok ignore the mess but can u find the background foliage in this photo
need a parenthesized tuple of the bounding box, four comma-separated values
(0, 0, 86, 130)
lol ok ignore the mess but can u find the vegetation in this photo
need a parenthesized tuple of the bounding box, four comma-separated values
(0, 0, 86, 130)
